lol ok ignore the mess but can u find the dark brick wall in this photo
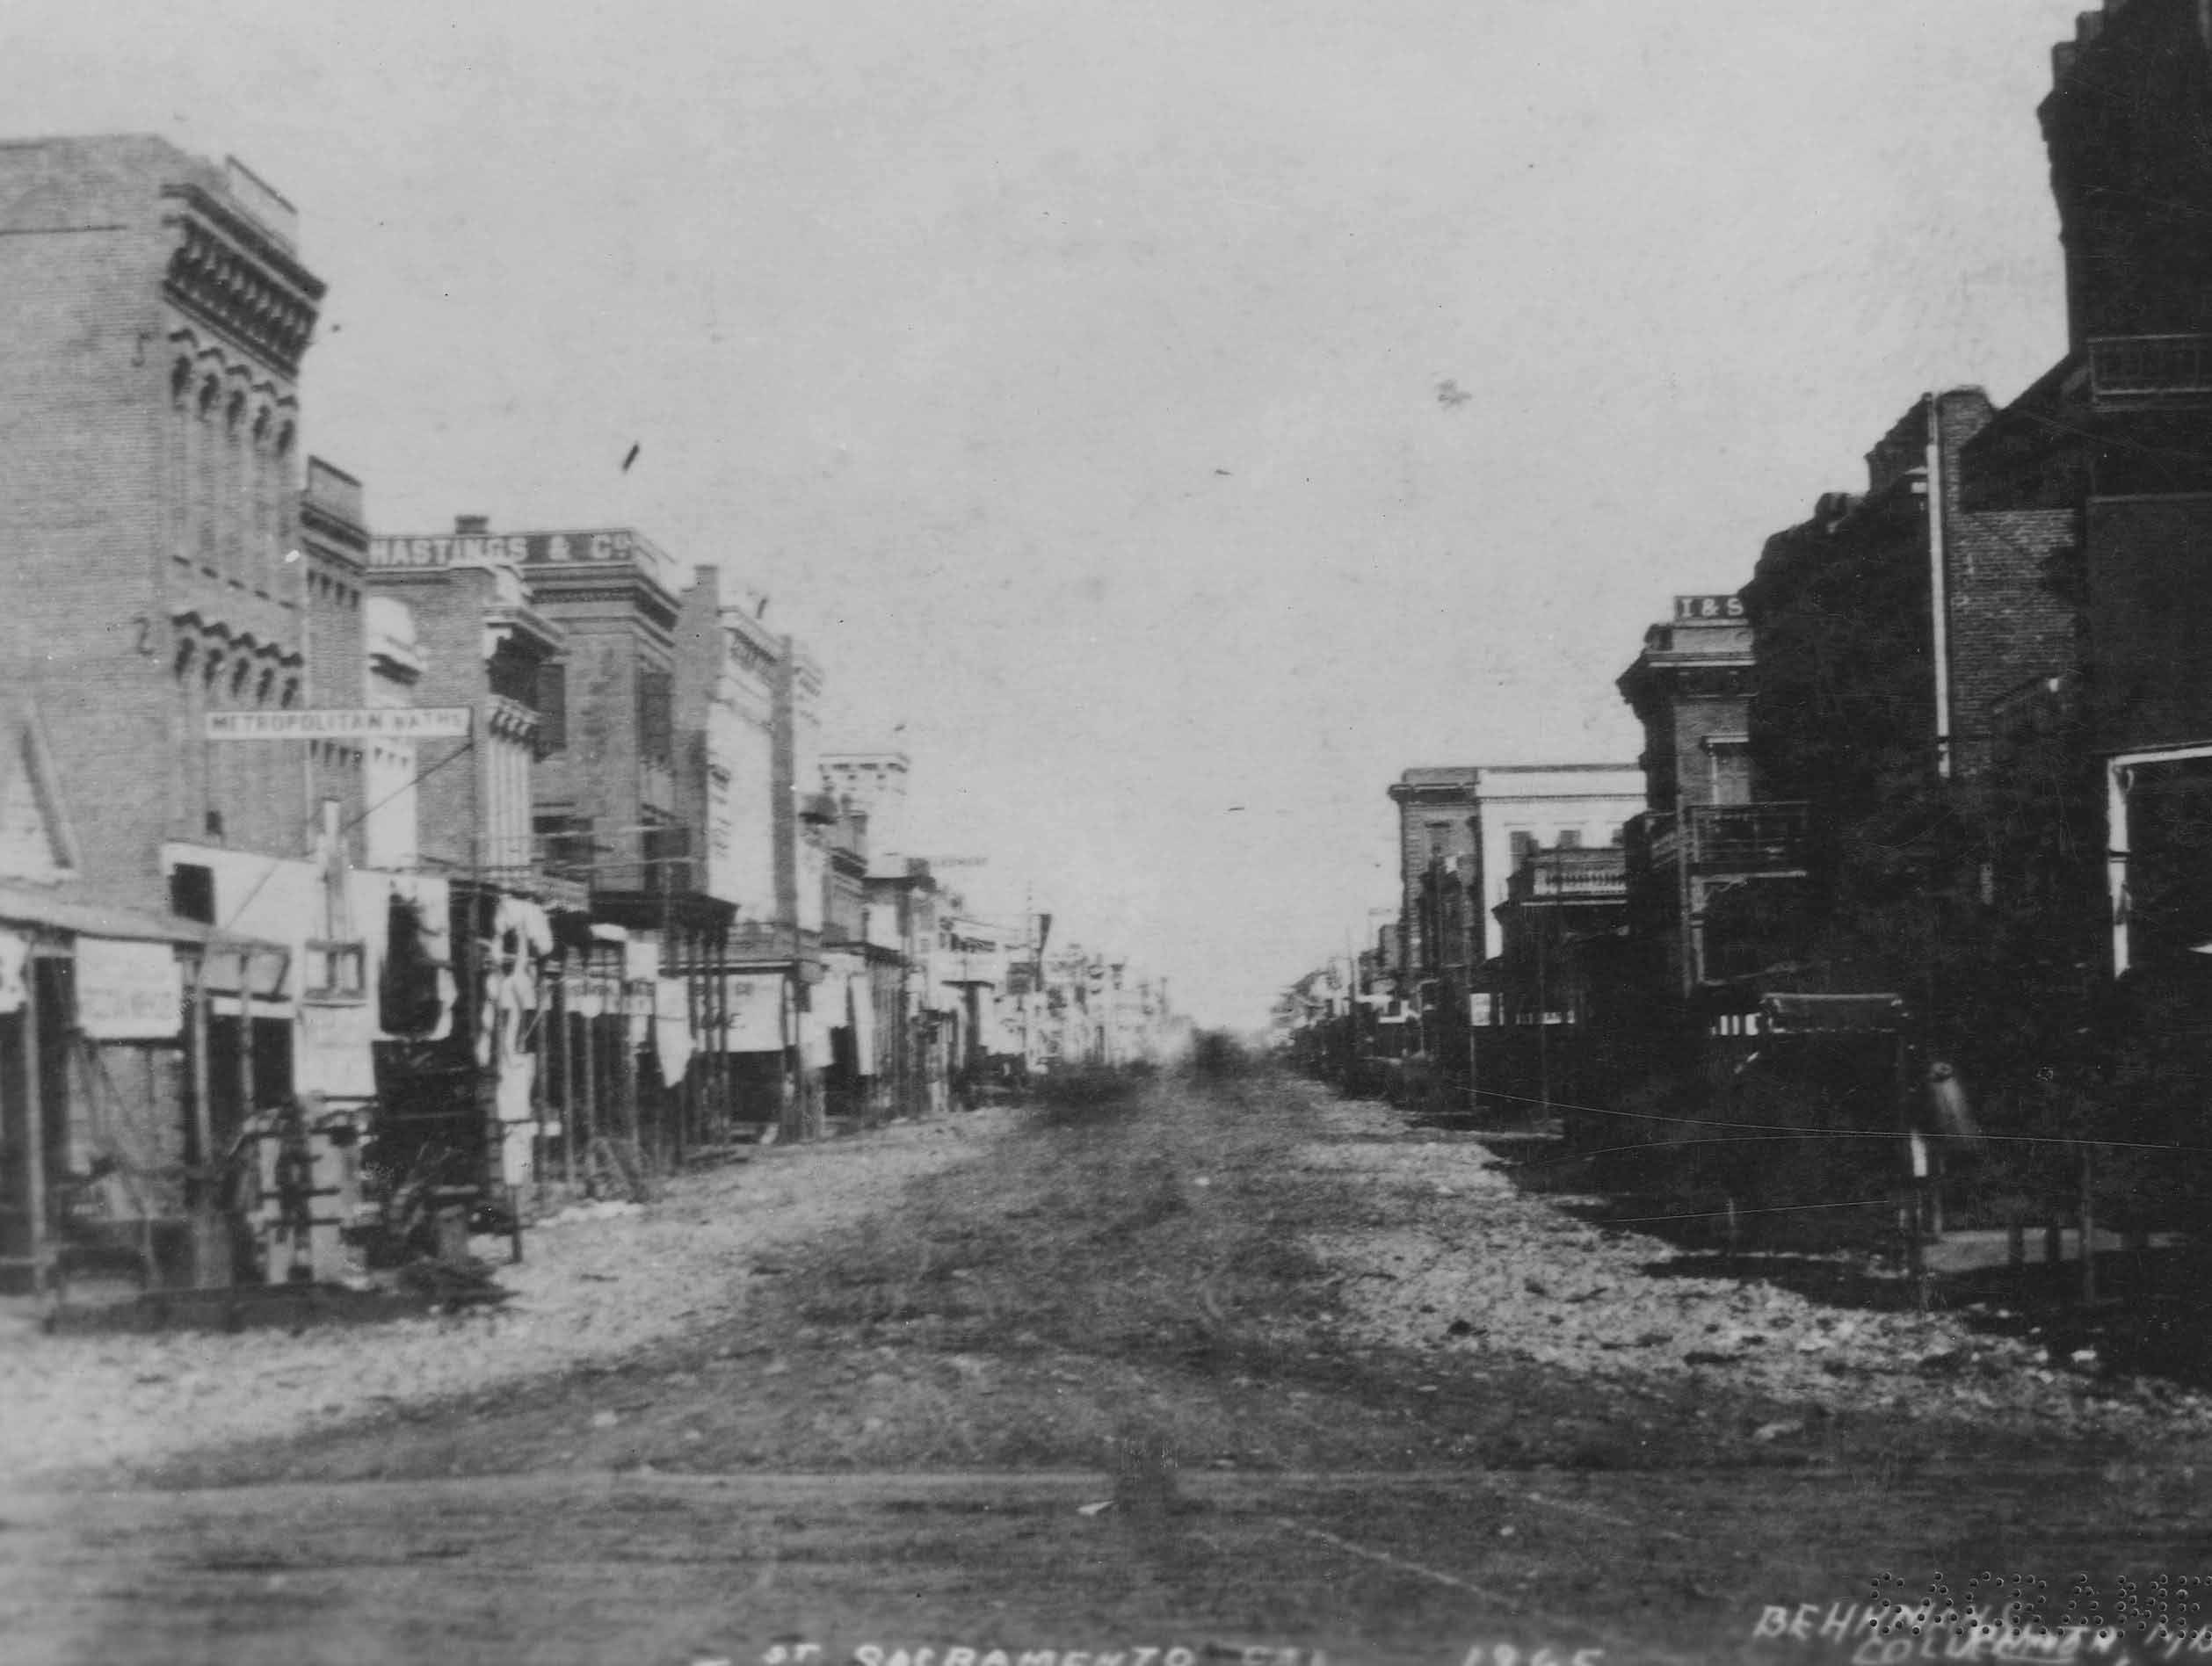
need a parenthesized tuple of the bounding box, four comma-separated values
(2043, 0, 2212, 348)
(2085, 494, 2212, 750)
(1947, 507, 2080, 773)
(1669, 693, 1753, 805)
(1389, 778, 1479, 974)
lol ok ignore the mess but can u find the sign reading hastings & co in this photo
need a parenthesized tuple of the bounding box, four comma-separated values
(206, 708, 473, 741)
(366, 530, 680, 591)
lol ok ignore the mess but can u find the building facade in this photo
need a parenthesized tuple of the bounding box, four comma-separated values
(1618, 593, 1809, 1001)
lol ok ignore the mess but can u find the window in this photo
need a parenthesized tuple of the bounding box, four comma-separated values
(1556, 829, 1582, 851)
(170, 864, 216, 924)
(536, 814, 593, 875)
(638, 670, 674, 764)
(1509, 830, 1536, 863)
(304, 940, 366, 1001)
(1706, 737, 1753, 806)
(537, 662, 567, 752)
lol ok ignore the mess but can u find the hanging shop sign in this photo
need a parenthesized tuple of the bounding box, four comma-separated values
(559, 973, 654, 1018)
(718, 972, 787, 1053)
(76, 938, 183, 1039)
(296, 1000, 377, 1097)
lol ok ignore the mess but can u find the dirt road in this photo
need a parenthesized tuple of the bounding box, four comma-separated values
(7, 1070, 2209, 1666)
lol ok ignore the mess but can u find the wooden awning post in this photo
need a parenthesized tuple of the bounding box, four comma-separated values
(188, 954, 214, 1208)
(19, 939, 46, 1301)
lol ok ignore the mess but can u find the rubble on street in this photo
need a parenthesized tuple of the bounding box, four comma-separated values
(1295, 1097, 2212, 1435)
(0, 1114, 1007, 1483)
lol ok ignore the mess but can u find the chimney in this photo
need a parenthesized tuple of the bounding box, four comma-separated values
(454, 514, 490, 535)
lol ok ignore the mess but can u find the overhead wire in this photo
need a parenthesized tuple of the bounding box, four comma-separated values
(213, 735, 479, 938)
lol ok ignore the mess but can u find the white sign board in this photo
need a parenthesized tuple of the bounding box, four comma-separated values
(206, 708, 472, 741)
(76, 938, 183, 1039)
(718, 972, 787, 1053)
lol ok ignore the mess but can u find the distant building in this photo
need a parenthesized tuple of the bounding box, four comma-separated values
(673, 569, 780, 922)
(1618, 594, 1808, 999)
(370, 519, 736, 1167)
(299, 458, 370, 859)
(1491, 843, 1628, 1030)
(1389, 764, 1643, 971)
(822, 752, 911, 871)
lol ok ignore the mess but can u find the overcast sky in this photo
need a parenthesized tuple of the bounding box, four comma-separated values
(5, 0, 2089, 1026)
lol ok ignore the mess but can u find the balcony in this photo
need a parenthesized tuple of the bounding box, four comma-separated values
(2089, 335, 2212, 407)
(1638, 801, 1809, 875)
(530, 824, 697, 901)
(464, 833, 591, 910)
(1505, 848, 1628, 905)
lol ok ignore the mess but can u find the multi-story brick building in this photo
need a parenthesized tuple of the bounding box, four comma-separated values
(1989, 1, 2212, 983)
(0, 134, 326, 898)
(1618, 593, 1809, 1000)
(364, 525, 566, 893)
(670, 568, 845, 1134)
(0, 137, 341, 1291)
(1743, 382, 2084, 974)
(371, 520, 736, 1166)
(1387, 764, 1641, 1101)
(361, 527, 575, 1190)
(1389, 764, 1643, 973)
(299, 458, 369, 859)
(673, 568, 780, 924)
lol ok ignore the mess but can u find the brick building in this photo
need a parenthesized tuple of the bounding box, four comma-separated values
(673, 568, 780, 924)
(1618, 593, 1809, 1001)
(370, 520, 737, 1166)
(299, 458, 369, 859)
(1744, 388, 2080, 895)
(1386, 764, 1641, 1102)
(0, 135, 325, 902)
(1969, 1, 2212, 988)
(0, 137, 348, 1291)
(671, 567, 848, 1134)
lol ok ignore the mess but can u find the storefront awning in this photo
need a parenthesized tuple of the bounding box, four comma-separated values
(0, 881, 221, 945)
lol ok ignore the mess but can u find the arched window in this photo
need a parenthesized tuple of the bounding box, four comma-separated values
(225, 390, 245, 436)
(198, 378, 219, 421)
(279, 678, 299, 710)
(274, 421, 295, 459)
(170, 359, 192, 407)
(256, 668, 274, 706)
(251, 407, 271, 449)
(173, 638, 197, 680)
(230, 658, 250, 697)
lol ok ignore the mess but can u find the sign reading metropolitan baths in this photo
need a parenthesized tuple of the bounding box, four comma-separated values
(206, 708, 473, 740)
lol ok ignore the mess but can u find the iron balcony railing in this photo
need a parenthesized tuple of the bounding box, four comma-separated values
(2089, 335, 2212, 405)
(1638, 801, 1809, 874)
(1505, 851, 1628, 903)
(531, 824, 698, 896)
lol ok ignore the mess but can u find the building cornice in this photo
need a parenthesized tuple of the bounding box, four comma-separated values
(160, 194, 321, 375)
